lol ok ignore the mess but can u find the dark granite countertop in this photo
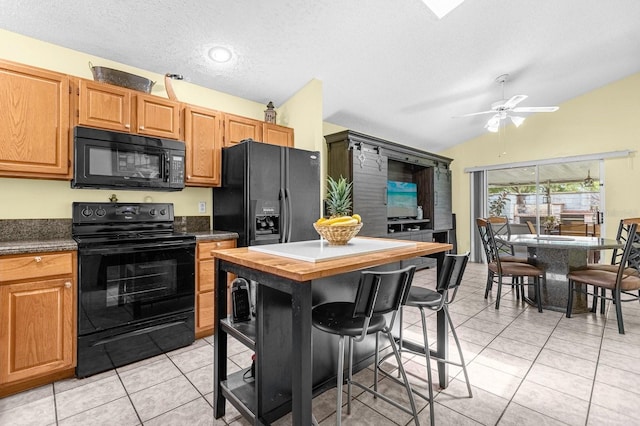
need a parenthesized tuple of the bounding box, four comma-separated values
(0, 239, 78, 256)
(0, 231, 237, 256)
(192, 230, 238, 242)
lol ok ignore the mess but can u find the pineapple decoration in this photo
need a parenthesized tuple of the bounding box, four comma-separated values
(326, 175, 352, 217)
(314, 176, 362, 244)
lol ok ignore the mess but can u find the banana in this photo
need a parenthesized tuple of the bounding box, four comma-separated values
(352, 214, 362, 223)
(324, 216, 352, 224)
(330, 218, 358, 226)
(315, 217, 328, 224)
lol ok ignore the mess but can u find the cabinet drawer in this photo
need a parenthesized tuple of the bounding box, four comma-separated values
(0, 252, 74, 283)
(197, 239, 236, 260)
(198, 259, 214, 292)
(196, 291, 214, 330)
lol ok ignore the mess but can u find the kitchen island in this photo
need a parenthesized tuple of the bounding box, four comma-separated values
(212, 237, 452, 425)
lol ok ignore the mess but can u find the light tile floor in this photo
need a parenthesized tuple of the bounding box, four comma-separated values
(2, 261, 640, 425)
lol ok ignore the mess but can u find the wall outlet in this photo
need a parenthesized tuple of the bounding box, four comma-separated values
(198, 201, 206, 213)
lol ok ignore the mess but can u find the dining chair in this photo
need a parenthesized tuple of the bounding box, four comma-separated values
(478, 218, 545, 311)
(312, 266, 419, 426)
(558, 222, 600, 263)
(558, 223, 589, 236)
(487, 216, 528, 263)
(583, 218, 640, 313)
(566, 222, 640, 334)
(378, 253, 472, 426)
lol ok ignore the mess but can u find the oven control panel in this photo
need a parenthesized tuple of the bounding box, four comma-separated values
(72, 202, 174, 224)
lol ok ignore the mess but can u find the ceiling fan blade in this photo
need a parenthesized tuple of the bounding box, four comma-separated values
(453, 110, 495, 118)
(512, 106, 559, 113)
(502, 94, 528, 109)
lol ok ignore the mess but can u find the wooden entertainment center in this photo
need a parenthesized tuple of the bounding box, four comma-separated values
(325, 130, 455, 267)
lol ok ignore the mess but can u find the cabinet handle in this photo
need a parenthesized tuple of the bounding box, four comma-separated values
(139, 126, 145, 130)
(34, 256, 42, 263)
(124, 124, 131, 129)
(64, 281, 72, 289)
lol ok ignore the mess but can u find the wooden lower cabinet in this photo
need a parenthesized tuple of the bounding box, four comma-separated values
(0, 251, 77, 397)
(196, 239, 236, 338)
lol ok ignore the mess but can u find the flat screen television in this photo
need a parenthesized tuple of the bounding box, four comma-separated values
(387, 181, 418, 218)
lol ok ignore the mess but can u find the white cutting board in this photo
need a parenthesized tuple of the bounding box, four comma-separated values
(248, 237, 415, 263)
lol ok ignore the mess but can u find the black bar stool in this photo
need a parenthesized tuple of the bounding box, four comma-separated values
(312, 265, 420, 426)
(377, 253, 473, 426)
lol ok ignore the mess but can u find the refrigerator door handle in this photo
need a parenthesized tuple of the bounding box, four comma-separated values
(279, 187, 287, 243)
(285, 188, 293, 243)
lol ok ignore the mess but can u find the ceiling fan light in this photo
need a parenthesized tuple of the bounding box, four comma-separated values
(485, 115, 501, 132)
(510, 116, 525, 127)
(420, 0, 465, 19)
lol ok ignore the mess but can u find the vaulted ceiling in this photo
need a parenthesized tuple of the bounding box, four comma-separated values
(2, 0, 639, 153)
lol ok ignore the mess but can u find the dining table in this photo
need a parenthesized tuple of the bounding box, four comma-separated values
(497, 234, 622, 312)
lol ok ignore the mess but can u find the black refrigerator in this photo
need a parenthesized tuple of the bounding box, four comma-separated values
(213, 140, 320, 247)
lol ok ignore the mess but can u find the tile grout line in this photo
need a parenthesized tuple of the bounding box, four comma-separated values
(582, 301, 609, 426)
(493, 308, 563, 425)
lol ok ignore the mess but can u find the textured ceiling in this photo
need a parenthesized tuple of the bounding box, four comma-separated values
(2, 0, 639, 153)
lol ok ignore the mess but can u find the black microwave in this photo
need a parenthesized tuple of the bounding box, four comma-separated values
(72, 126, 186, 191)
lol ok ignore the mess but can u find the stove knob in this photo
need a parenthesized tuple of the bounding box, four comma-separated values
(160, 209, 167, 216)
(81, 207, 93, 217)
(149, 209, 157, 216)
(96, 208, 106, 217)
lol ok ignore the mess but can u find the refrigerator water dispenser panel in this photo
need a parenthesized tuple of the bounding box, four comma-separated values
(251, 199, 280, 243)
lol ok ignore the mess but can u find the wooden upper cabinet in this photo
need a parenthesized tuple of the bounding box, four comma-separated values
(224, 113, 263, 147)
(77, 79, 132, 132)
(76, 78, 180, 139)
(136, 93, 180, 139)
(183, 105, 222, 187)
(263, 123, 294, 147)
(0, 60, 70, 179)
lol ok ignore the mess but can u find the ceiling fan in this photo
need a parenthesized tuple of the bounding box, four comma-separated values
(457, 74, 559, 132)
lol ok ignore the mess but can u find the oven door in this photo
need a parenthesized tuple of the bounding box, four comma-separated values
(77, 239, 195, 336)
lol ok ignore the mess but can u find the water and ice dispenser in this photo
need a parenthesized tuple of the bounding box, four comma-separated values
(251, 199, 280, 244)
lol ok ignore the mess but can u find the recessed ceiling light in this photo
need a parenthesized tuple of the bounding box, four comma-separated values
(208, 46, 232, 63)
(421, 0, 464, 19)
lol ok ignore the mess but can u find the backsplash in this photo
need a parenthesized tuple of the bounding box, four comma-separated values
(0, 216, 211, 241)
(0, 219, 72, 241)
(174, 216, 211, 233)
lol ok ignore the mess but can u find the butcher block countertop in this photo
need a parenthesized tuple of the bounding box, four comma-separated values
(211, 237, 452, 282)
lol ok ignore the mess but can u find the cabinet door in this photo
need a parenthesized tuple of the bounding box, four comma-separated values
(351, 146, 388, 237)
(263, 123, 294, 147)
(224, 114, 263, 147)
(77, 79, 133, 132)
(0, 60, 70, 178)
(0, 278, 74, 384)
(433, 168, 453, 230)
(195, 240, 236, 338)
(184, 105, 222, 186)
(136, 94, 181, 139)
